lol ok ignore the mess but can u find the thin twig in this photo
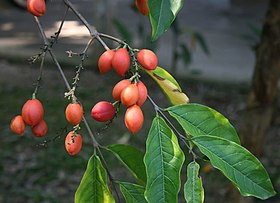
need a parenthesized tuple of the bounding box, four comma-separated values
(34, 15, 121, 203)
(147, 95, 196, 158)
(63, 0, 110, 50)
(32, 52, 46, 99)
(50, 6, 69, 46)
(99, 33, 126, 45)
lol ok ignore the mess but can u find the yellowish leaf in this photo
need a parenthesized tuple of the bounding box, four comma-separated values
(144, 67, 189, 105)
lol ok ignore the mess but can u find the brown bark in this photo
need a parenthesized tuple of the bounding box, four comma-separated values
(227, 0, 280, 202)
(243, 0, 280, 156)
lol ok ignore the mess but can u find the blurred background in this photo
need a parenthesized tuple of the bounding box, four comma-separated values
(0, 0, 279, 202)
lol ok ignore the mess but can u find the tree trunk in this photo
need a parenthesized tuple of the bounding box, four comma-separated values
(242, 0, 280, 156)
(227, 0, 280, 202)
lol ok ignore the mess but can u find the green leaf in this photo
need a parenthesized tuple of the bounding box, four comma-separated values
(144, 116, 185, 202)
(184, 161, 204, 203)
(192, 135, 276, 200)
(148, 0, 184, 41)
(107, 144, 146, 184)
(167, 104, 240, 144)
(119, 182, 147, 203)
(144, 66, 189, 105)
(75, 155, 115, 203)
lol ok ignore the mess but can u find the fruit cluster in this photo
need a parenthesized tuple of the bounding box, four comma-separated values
(64, 102, 84, 156)
(92, 47, 158, 134)
(98, 48, 158, 75)
(10, 45, 158, 156)
(91, 79, 147, 134)
(10, 99, 48, 137)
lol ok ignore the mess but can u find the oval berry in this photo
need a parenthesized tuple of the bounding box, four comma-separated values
(136, 0, 149, 16)
(136, 81, 148, 106)
(112, 48, 130, 76)
(22, 99, 44, 126)
(27, 0, 46, 17)
(124, 105, 144, 134)
(10, 115, 25, 135)
(121, 84, 139, 107)
(91, 101, 116, 122)
(112, 79, 131, 101)
(65, 131, 82, 156)
(137, 49, 158, 70)
(98, 50, 115, 74)
(32, 120, 48, 137)
(65, 103, 83, 126)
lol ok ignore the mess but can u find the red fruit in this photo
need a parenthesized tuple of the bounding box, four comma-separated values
(112, 48, 130, 76)
(22, 99, 44, 126)
(98, 50, 115, 74)
(112, 79, 131, 101)
(10, 115, 25, 135)
(136, 0, 149, 16)
(136, 81, 148, 106)
(91, 101, 116, 122)
(27, 0, 46, 17)
(32, 120, 48, 137)
(65, 103, 83, 126)
(124, 105, 144, 134)
(121, 84, 139, 107)
(65, 131, 82, 156)
(137, 49, 158, 70)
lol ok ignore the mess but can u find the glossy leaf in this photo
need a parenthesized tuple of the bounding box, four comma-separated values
(144, 116, 185, 202)
(75, 155, 115, 203)
(119, 182, 147, 203)
(144, 66, 189, 105)
(184, 161, 204, 203)
(167, 104, 240, 144)
(192, 135, 276, 200)
(148, 0, 184, 40)
(107, 144, 146, 184)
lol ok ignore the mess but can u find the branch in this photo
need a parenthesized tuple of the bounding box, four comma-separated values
(63, 0, 110, 50)
(34, 16, 121, 203)
(147, 95, 196, 158)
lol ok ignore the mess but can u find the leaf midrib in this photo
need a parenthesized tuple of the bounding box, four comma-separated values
(154, 0, 165, 38)
(194, 136, 271, 196)
(121, 185, 140, 203)
(169, 110, 239, 143)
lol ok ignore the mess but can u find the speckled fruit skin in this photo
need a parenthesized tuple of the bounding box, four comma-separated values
(22, 99, 44, 126)
(121, 84, 139, 107)
(91, 101, 116, 122)
(10, 115, 25, 135)
(137, 49, 158, 70)
(32, 120, 48, 137)
(136, 0, 149, 16)
(124, 105, 144, 134)
(112, 48, 130, 76)
(27, 0, 46, 17)
(112, 79, 131, 101)
(136, 81, 148, 106)
(98, 50, 115, 74)
(65, 103, 83, 126)
(65, 132, 82, 156)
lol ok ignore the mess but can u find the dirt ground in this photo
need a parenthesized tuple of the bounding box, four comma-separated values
(0, 59, 279, 203)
